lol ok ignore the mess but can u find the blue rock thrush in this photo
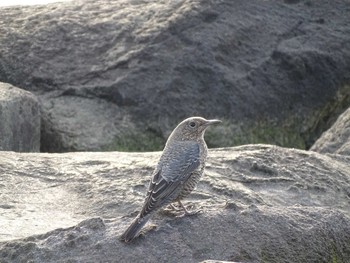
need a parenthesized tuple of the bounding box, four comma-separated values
(120, 116, 221, 242)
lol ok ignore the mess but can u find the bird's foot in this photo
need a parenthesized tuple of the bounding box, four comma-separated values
(161, 204, 181, 216)
(163, 202, 202, 217)
(176, 201, 202, 217)
(163, 204, 181, 213)
(169, 203, 183, 211)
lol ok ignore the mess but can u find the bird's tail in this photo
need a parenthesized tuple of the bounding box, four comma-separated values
(120, 215, 149, 242)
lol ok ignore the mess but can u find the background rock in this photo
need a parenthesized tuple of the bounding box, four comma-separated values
(0, 145, 349, 262)
(0, 0, 350, 152)
(0, 82, 40, 152)
(311, 107, 350, 155)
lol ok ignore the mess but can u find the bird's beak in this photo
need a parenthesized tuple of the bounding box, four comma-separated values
(205, 119, 222, 126)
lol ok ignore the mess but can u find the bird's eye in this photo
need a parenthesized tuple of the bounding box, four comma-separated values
(189, 121, 196, 128)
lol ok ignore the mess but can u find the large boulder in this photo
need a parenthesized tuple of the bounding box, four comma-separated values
(0, 82, 40, 152)
(0, 145, 349, 262)
(0, 0, 350, 152)
(311, 107, 350, 155)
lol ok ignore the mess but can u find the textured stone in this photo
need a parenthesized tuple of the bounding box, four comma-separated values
(311, 107, 350, 155)
(0, 0, 350, 151)
(0, 82, 40, 152)
(0, 145, 349, 262)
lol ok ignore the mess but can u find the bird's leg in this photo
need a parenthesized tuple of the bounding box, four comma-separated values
(177, 200, 202, 216)
(169, 203, 182, 211)
(162, 201, 201, 216)
(164, 203, 182, 212)
(161, 203, 183, 216)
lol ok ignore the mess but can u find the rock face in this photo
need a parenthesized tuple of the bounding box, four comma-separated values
(0, 82, 40, 152)
(311, 107, 350, 155)
(1, 0, 350, 152)
(0, 145, 349, 262)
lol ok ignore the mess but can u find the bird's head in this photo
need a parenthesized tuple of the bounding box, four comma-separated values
(168, 117, 221, 141)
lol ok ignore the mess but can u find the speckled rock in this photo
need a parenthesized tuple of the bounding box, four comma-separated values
(1, 0, 350, 151)
(311, 107, 350, 155)
(0, 145, 349, 262)
(0, 82, 40, 152)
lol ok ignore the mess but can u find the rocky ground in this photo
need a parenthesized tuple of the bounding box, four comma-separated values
(0, 143, 349, 262)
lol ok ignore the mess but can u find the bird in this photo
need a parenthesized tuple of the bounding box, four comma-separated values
(120, 116, 221, 243)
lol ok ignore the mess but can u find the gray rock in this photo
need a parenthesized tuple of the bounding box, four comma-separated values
(1, 0, 350, 152)
(0, 82, 40, 152)
(0, 145, 349, 262)
(311, 107, 350, 155)
(40, 95, 132, 152)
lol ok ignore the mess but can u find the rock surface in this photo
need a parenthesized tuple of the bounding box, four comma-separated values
(1, 0, 350, 151)
(1, 145, 349, 262)
(311, 107, 350, 155)
(0, 82, 40, 152)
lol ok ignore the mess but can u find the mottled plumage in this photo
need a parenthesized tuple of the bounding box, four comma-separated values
(120, 117, 220, 242)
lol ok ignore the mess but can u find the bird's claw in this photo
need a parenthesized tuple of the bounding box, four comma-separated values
(178, 208, 202, 217)
(169, 203, 183, 211)
(163, 203, 202, 217)
(176, 202, 202, 217)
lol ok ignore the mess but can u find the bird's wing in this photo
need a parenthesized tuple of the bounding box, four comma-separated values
(139, 142, 200, 218)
